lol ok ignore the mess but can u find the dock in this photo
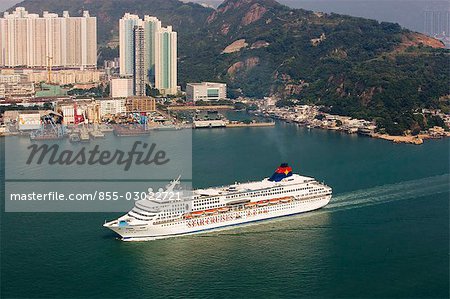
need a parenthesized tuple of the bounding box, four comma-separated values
(226, 122, 275, 128)
(167, 105, 234, 111)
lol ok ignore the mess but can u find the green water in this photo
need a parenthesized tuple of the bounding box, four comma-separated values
(1, 122, 449, 298)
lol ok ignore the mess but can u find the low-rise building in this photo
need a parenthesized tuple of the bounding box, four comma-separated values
(56, 99, 100, 124)
(98, 98, 127, 117)
(111, 78, 133, 98)
(24, 70, 103, 85)
(17, 111, 43, 130)
(0, 82, 35, 98)
(186, 82, 226, 102)
(126, 96, 156, 113)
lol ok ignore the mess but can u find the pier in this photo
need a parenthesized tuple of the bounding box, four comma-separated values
(226, 121, 275, 128)
(167, 105, 234, 111)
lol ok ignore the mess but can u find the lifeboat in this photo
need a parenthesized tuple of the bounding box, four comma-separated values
(280, 197, 292, 203)
(256, 200, 268, 207)
(205, 209, 216, 215)
(245, 202, 256, 208)
(218, 207, 230, 213)
(269, 199, 279, 204)
(192, 211, 204, 217)
(184, 214, 193, 219)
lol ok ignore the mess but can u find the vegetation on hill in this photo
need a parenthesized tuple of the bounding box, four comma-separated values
(10, 0, 450, 134)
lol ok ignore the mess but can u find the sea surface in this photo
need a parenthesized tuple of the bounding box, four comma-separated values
(1, 118, 449, 298)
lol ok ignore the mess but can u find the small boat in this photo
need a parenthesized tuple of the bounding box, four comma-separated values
(245, 202, 256, 208)
(269, 199, 279, 204)
(69, 133, 80, 143)
(184, 214, 192, 219)
(256, 200, 269, 207)
(90, 130, 105, 138)
(280, 197, 292, 203)
(80, 131, 90, 142)
(192, 211, 204, 217)
(99, 124, 114, 132)
(205, 209, 216, 215)
(218, 207, 230, 213)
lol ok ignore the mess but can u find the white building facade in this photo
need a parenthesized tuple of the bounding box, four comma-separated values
(119, 14, 177, 95)
(186, 82, 227, 102)
(111, 78, 133, 98)
(98, 98, 126, 117)
(0, 7, 97, 69)
(154, 26, 177, 95)
(119, 13, 141, 77)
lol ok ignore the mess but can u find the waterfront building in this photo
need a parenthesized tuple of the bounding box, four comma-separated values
(57, 99, 99, 124)
(98, 98, 127, 117)
(0, 7, 97, 69)
(58, 103, 76, 124)
(186, 82, 227, 102)
(125, 96, 156, 113)
(17, 111, 42, 130)
(111, 78, 133, 98)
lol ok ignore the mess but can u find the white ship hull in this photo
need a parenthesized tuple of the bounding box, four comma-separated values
(107, 194, 331, 241)
(104, 164, 332, 241)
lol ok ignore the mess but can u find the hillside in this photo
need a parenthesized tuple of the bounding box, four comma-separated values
(9, 0, 450, 134)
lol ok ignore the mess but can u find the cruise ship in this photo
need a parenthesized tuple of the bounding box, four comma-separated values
(103, 164, 332, 241)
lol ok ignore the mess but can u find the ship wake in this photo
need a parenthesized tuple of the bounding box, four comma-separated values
(323, 174, 449, 213)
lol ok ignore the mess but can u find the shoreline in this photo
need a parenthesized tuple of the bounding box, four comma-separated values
(267, 117, 449, 145)
(370, 133, 425, 145)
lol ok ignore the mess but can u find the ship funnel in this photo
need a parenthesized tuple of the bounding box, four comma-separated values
(269, 163, 293, 182)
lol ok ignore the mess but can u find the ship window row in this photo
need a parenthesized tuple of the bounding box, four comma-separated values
(135, 205, 158, 214)
(192, 203, 222, 211)
(221, 186, 324, 201)
(131, 210, 155, 218)
(226, 187, 284, 199)
(128, 213, 150, 221)
(193, 198, 220, 207)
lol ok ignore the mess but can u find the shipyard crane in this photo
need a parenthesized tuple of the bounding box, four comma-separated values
(30, 110, 65, 140)
(46, 56, 53, 83)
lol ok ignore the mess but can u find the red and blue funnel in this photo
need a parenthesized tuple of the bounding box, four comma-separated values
(269, 163, 293, 182)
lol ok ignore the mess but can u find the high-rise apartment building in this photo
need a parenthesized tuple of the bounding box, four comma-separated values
(0, 7, 97, 69)
(142, 16, 161, 85)
(119, 13, 141, 76)
(119, 13, 177, 95)
(133, 25, 146, 97)
(155, 26, 177, 95)
(424, 8, 450, 37)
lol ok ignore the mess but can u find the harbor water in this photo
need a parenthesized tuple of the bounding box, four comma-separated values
(1, 120, 449, 298)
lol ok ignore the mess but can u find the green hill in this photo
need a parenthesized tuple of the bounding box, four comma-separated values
(9, 0, 450, 134)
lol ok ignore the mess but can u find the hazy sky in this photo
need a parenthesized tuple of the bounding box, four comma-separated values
(2, 0, 448, 34)
(0, 0, 19, 11)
